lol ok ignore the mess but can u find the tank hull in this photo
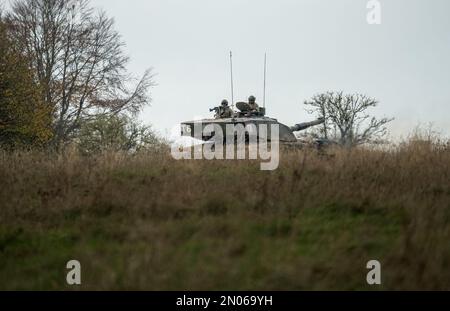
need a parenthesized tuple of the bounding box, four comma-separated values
(181, 117, 298, 143)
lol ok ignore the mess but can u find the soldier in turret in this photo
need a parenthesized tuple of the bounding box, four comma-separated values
(248, 95, 259, 112)
(219, 99, 233, 118)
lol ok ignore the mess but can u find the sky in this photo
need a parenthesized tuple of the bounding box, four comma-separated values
(90, 0, 450, 139)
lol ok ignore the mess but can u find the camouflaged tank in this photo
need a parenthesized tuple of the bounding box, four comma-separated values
(181, 101, 325, 145)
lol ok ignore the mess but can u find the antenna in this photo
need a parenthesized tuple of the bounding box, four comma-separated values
(229, 51, 235, 110)
(263, 53, 267, 108)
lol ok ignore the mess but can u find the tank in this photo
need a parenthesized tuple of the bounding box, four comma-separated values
(181, 101, 325, 144)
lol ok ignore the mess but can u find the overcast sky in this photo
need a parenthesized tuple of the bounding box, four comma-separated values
(91, 0, 450, 139)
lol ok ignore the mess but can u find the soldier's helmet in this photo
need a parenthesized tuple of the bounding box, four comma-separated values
(221, 99, 229, 106)
(248, 95, 256, 103)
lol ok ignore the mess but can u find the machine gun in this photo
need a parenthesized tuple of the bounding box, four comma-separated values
(209, 106, 221, 113)
(209, 106, 223, 119)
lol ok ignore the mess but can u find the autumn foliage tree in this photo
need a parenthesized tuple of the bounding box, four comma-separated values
(0, 16, 52, 148)
(6, 0, 153, 148)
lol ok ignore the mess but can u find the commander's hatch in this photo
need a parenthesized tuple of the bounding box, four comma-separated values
(236, 102, 266, 117)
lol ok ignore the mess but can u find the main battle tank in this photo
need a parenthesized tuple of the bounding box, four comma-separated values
(181, 101, 325, 144)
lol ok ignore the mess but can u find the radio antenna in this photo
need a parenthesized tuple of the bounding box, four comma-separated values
(263, 53, 267, 108)
(229, 51, 235, 110)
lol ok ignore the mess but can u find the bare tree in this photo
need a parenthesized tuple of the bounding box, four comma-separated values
(7, 0, 154, 147)
(304, 91, 393, 147)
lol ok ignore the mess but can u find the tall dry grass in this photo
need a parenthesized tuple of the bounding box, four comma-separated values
(0, 137, 449, 290)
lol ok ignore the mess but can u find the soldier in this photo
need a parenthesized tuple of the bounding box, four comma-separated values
(248, 95, 259, 112)
(219, 99, 233, 118)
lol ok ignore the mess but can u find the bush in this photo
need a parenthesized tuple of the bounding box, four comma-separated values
(76, 114, 163, 154)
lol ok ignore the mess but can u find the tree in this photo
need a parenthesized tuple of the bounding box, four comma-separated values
(304, 91, 393, 147)
(6, 0, 154, 148)
(0, 15, 52, 148)
(77, 114, 160, 154)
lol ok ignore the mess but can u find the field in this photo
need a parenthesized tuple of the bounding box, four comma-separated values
(0, 139, 449, 290)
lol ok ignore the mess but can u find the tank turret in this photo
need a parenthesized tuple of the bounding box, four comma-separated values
(181, 100, 325, 144)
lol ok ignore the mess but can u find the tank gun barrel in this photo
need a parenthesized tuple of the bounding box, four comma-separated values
(290, 118, 325, 132)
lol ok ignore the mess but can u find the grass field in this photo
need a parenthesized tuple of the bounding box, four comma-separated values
(0, 139, 449, 290)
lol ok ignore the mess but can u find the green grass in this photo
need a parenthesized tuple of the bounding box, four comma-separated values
(0, 143, 449, 290)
